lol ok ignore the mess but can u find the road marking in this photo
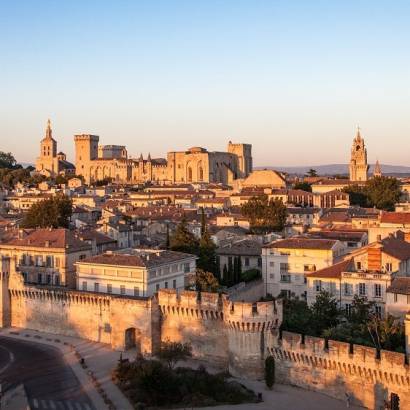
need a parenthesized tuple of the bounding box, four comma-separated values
(0, 344, 15, 375)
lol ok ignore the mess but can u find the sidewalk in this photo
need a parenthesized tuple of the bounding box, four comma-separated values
(0, 327, 134, 410)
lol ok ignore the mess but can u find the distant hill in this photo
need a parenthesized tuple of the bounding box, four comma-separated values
(255, 164, 410, 177)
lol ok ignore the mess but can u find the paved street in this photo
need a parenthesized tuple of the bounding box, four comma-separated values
(0, 336, 95, 410)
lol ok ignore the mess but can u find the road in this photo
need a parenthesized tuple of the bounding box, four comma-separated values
(0, 336, 95, 410)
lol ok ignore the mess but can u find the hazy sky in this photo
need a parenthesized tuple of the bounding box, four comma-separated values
(1, 1, 410, 166)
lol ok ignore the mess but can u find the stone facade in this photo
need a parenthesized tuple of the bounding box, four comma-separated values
(74, 135, 252, 185)
(1, 260, 409, 408)
(35, 120, 75, 177)
(269, 330, 410, 410)
(349, 127, 369, 182)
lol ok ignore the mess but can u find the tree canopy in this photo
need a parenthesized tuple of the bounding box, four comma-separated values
(0, 151, 17, 169)
(241, 195, 287, 233)
(343, 176, 401, 211)
(293, 181, 312, 192)
(169, 216, 199, 255)
(21, 195, 73, 228)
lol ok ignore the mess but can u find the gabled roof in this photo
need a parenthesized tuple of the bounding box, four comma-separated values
(2, 228, 91, 252)
(305, 258, 353, 279)
(217, 239, 261, 256)
(381, 236, 410, 261)
(263, 237, 338, 250)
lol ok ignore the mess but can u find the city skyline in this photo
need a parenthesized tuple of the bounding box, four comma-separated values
(2, 1, 410, 165)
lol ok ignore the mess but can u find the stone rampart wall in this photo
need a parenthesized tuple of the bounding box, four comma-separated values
(268, 330, 410, 409)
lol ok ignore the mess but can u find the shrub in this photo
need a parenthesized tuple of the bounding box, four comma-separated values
(265, 356, 275, 389)
(241, 268, 261, 283)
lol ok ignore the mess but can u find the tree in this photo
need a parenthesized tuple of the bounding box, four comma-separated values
(367, 314, 404, 351)
(158, 340, 192, 369)
(281, 298, 313, 335)
(170, 216, 199, 255)
(264, 356, 275, 389)
(306, 168, 318, 177)
(349, 295, 375, 325)
(310, 291, 340, 336)
(192, 269, 219, 292)
(197, 230, 217, 273)
(0, 151, 17, 169)
(21, 194, 72, 228)
(343, 184, 368, 207)
(241, 195, 287, 233)
(293, 182, 312, 192)
(366, 176, 401, 211)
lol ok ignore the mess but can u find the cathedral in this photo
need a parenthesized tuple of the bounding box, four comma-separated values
(35, 120, 75, 177)
(349, 127, 369, 182)
(74, 134, 252, 185)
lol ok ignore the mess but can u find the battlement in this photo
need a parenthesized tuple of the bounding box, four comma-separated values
(157, 289, 224, 320)
(74, 134, 99, 141)
(223, 298, 282, 332)
(270, 330, 410, 379)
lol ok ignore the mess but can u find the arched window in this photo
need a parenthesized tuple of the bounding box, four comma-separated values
(199, 167, 204, 181)
(187, 167, 193, 182)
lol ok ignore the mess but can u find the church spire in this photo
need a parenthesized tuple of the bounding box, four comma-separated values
(45, 118, 52, 140)
(373, 159, 382, 177)
(355, 125, 361, 141)
(147, 152, 151, 161)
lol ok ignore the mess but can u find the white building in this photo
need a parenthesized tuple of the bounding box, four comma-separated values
(306, 235, 410, 317)
(261, 237, 345, 299)
(386, 277, 410, 320)
(75, 248, 197, 297)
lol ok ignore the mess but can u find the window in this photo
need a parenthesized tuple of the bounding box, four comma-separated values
(356, 261, 362, 270)
(375, 305, 382, 318)
(23, 272, 28, 283)
(345, 304, 352, 316)
(134, 287, 140, 297)
(54, 275, 60, 286)
(280, 274, 291, 283)
(94, 283, 100, 292)
(280, 263, 289, 273)
(82, 281, 87, 291)
(120, 285, 126, 295)
(164, 281, 168, 289)
(46, 256, 52, 268)
(79, 254, 87, 260)
(107, 284, 112, 293)
(374, 284, 382, 298)
(343, 283, 353, 296)
(184, 263, 190, 273)
(329, 282, 336, 295)
(394, 293, 398, 303)
(156, 283, 160, 291)
(46, 275, 51, 284)
(304, 264, 316, 272)
(385, 263, 393, 272)
(314, 280, 322, 292)
(55, 257, 60, 268)
(245, 257, 250, 267)
(269, 261, 275, 267)
(173, 279, 177, 289)
(37, 273, 43, 284)
(269, 273, 274, 279)
(359, 283, 366, 296)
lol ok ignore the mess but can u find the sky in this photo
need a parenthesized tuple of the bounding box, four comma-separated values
(1, 1, 410, 166)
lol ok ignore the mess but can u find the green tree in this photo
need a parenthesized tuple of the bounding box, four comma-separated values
(349, 295, 375, 325)
(21, 195, 72, 228)
(170, 216, 199, 255)
(306, 168, 318, 177)
(158, 340, 192, 369)
(0, 151, 17, 169)
(293, 182, 312, 192)
(264, 356, 275, 389)
(281, 298, 313, 335)
(197, 230, 217, 273)
(366, 176, 401, 211)
(367, 314, 405, 351)
(343, 184, 368, 207)
(192, 269, 219, 292)
(310, 291, 340, 336)
(241, 195, 287, 233)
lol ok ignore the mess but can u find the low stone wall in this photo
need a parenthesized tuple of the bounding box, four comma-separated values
(268, 330, 410, 409)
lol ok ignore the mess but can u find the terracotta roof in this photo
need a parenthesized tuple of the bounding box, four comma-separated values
(79, 250, 194, 268)
(305, 258, 353, 279)
(217, 239, 261, 256)
(2, 228, 91, 252)
(264, 237, 338, 250)
(380, 212, 410, 225)
(78, 230, 117, 245)
(309, 230, 366, 242)
(386, 277, 410, 295)
(381, 236, 410, 261)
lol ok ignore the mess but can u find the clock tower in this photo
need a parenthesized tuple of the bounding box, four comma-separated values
(349, 127, 369, 182)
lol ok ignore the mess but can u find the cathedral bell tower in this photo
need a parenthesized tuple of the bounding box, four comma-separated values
(349, 127, 369, 182)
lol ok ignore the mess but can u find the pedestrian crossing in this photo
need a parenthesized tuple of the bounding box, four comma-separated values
(30, 398, 93, 410)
